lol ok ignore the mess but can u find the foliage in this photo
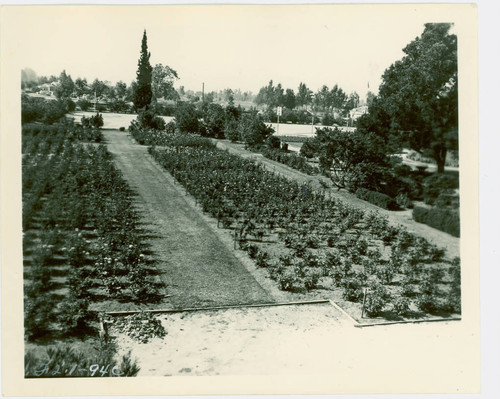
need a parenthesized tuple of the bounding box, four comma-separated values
(313, 128, 394, 192)
(21, 95, 68, 125)
(113, 312, 167, 343)
(81, 113, 104, 129)
(134, 30, 153, 110)
(77, 98, 92, 111)
(392, 295, 411, 317)
(175, 101, 200, 133)
(22, 130, 163, 339)
(377, 23, 458, 173)
(203, 103, 225, 138)
(54, 70, 75, 100)
(238, 111, 274, 147)
(152, 63, 179, 102)
(364, 280, 391, 317)
(422, 173, 459, 205)
(412, 206, 460, 237)
(355, 188, 399, 210)
(261, 147, 319, 175)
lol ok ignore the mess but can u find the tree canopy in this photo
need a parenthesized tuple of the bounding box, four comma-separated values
(152, 64, 179, 102)
(377, 23, 458, 172)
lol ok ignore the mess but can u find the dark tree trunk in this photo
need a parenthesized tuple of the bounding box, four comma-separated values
(433, 143, 447, 173)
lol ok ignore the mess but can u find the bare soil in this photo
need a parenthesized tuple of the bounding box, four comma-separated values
(112, 303, 464, 378)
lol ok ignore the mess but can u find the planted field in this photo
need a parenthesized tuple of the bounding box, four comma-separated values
(150, 141, 461, 322)
(22, 123, 164, 340)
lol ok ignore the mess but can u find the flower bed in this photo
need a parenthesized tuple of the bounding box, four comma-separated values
(150, 143, 461, 322)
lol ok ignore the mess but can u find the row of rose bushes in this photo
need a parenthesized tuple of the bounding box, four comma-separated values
(23, 135, 161, 340)
(149, 143, 461, 319)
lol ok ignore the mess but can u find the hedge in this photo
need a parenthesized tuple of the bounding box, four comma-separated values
(412, 206, 460, 237)
(355, 188, 399, 210)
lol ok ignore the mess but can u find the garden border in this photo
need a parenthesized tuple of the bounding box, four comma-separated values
(105, 299, 330, 316)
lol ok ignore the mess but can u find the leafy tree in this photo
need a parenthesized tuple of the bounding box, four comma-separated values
(366, 91, 376, 108)
(344, 91, 360, 112)
(126, 81, 137, 102)
(255, 80, 277, 107)
(223, 88, 235, 106)
(313, 127, 393, 192)
(296, 82, 312, 109)
(377, 23, 457, 173)
(134, 30, 153, 110)
(283, 88, 296, 109)
(115, 81, 127, 99)
(74, 78, 89, 97)
(203, 103, 225, 138)
(175, 101, 199, 133)
(54, 70, 74, 100)
(91, 79, 109, 100)
(238, 111, 274, 147)
(152, 64, 179, 102)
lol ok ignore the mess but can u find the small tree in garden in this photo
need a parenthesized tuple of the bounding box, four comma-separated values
(238, 111, 274, 148)
(134, 30, 153, 111)
(203, 103, 225, 138)
(175, 101, 200, 133)
(313, 128, 393, 192)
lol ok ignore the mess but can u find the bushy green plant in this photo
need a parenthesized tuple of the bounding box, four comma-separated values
(392, 295, 411, 317)
(364, 280, 391, 317)
(412, 206, 460, 237)
(341, 274, 364, 302)
(355, 188, 399, 210)
(175, 101, 200, 133)
(422, 173, 459, 205)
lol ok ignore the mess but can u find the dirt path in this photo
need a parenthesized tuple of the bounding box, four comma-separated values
(214, 140, 459, 259)
(103, 130, 275, 309)
(113, 302, 467, 382)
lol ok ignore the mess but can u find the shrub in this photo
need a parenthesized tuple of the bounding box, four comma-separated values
(81, 113, 104, 129)
(341, 274, 364, 302)
(364, 280, 391, 317)
(395, 192, 413, 209)
(137, 109, 166, 130)
(277, 266, 304, 292)
(267, 135, 281, 149)
(119, 127, 125, 132)
(412, 206, 460, 237)
(392, 296, 411, 317)
(113, 312, 167, 343)
(303, 267, 322, 290)
(422, 173, 459, 205)
(175, 101, 200, 133)
(355, 188, 399, 210)
(238, 111, 274, 148)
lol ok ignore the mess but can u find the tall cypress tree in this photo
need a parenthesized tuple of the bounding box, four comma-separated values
(134, 30, 153, 111)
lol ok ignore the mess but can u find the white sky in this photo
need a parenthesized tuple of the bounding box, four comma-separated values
(12, 4, 464, 97)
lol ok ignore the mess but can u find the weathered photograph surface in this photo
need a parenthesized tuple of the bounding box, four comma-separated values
(20, 5, 461, 380)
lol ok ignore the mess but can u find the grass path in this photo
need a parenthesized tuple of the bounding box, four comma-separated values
(214, 139, 460, 259)
(103, 129, 275, 309)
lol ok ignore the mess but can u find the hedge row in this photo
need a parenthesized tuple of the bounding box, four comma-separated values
(355, 188, 399, 211)
(412, 206, 460, 237)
